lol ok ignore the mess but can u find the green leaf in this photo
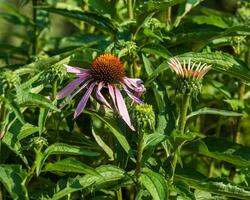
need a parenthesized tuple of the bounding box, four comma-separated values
(186, 137, 250, 167)
(44, 158, 100, 176)
(224, 99, 245, 111)
(145, 62, 169, 86)
(177, 52, 250, 82)
(136, 0, 185, 14)
(1, 132, 29, 166)
(143, 133, 166, 150)
(36, 143, 99, 175)
(0, 2, 33, 26)
(50, 165, 128, 200)
(174, 0, 204, 27)
(0, 165, 28, 200)
(92, 127, 114, 161)
(15, 46, 92, 75)
(140, 168, 168, 200)
(38, 108, 49, 134)
(146, 52, 250, 84)
(141, 44, 171, 59)
(84, 110, 133, 159)
(174, 181, 195, 200)
(16, 90, 60, 112)
(186, 107, 242, 120)
(4, 98, 25, 124)
(17, 123, 39, 140)
(39, 6, 117, 35)
(176, 172, 250, 199)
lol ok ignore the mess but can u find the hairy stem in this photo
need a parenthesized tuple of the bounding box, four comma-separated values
(116, 188, 123, 200)
(179, 94, 190, 134)
(32, 0, 37, 55)
(127, 0, 134, 19)
(135, 129, 144, 192)
(52, 79, 58, 101)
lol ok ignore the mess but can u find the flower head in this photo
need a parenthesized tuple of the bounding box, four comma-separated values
(57, 54, 145, 130)
(168, 57, 211, 95)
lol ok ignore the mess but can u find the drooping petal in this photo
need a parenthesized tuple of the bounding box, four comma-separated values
(122, 84, 143, 104)
(108, 84, 117, 110)
(124, 77, 146, 97)
(124, 77, 143, 87)
(96, 81, 111, 109)
(124, 78, 145, 94)
(57, 77, 86, 100)
(114, 85, 135, 131)
(59, 79, 93, 109)
(64, 64, 89, 75)
(71, 79, 93, 99)
(74, 82, 95, 118)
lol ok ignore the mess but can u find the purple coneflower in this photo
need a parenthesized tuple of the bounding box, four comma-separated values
(57, 54, 145, 130)
(168, 57, 211, 80)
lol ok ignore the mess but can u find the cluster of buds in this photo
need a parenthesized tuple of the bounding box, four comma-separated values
(117, 40, 138, 59)
(144, 18, 165, 31)
(0, 70, 20, 94)
(29, 136, 48, 150)
(237, 2, 250, 24)
(168, 57, 211, 96)
(132, 104, 155, 132)
(42, 63, 68, 83)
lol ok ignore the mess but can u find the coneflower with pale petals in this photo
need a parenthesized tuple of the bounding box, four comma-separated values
(168, 57, 211, 95)
(57, 54, 145, 130)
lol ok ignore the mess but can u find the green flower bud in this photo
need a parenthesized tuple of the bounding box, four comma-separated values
(0, 70, 20, 93)
(132, 104, 155, 132)
(42, 64, 67, 83)
(30, 136, 48, 149)
(176, 77, 202, 97)
(144, 18, 164, 30)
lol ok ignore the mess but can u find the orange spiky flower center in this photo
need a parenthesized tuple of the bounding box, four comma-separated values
(90, 54, 125, 83)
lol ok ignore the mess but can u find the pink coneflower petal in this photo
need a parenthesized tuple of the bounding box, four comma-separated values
(124, 77, 143, 87)
(123, 78, 145, 93)
(122, 84, 143, 104)
(114, 85, 135, 131)
(96, 81, 111, 109)
(64, 64, 89, 75)
(108, 84, 117, 110)
(74, 82, 95, 118)
(57, 77, 86, 100)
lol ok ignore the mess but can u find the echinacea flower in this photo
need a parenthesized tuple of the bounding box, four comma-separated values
(57, 54, 145, 130)
(168, 57, 211, 95)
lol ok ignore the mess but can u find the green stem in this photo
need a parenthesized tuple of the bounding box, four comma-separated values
(0, 98, 7, 139)
(52, 79, 58, 101)
(32, 0, 37, 55)
(135, 129, 144, 193)
(127, 0, 134, 19)
(170, 149, 178, 183)
(178, 94, 190, 134)
(25, 147, 42, 186)
(116, 188, 123, 200)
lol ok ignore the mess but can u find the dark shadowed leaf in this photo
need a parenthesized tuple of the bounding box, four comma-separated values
(0, 165, 28, 200)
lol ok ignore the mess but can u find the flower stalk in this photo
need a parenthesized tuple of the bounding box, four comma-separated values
(135, 128, 144, 192)
(127, 0, 134, 19)
(178, 93, 190, 134)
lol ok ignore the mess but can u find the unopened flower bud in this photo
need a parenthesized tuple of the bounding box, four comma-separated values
(0, 70, 20, 93)
(42, 64, 67, 83)
(132, 104, 155, 132)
